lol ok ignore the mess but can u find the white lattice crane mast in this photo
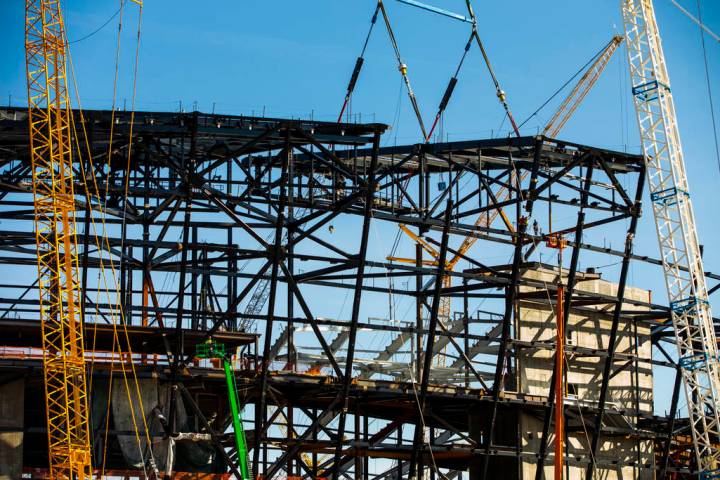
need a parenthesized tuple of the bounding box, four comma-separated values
(622, 0, 720, 474)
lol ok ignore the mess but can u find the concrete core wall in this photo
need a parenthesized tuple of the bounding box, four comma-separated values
(0, 378, 24, 480)
(517, 267, 654, 480)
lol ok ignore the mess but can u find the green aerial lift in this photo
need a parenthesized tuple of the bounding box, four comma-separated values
(197, 339, 251, 480)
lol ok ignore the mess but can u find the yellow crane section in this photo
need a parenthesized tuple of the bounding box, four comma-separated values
(389, 35, 623, 351)
(543, 35, 624, 138)
(25, 0, 92, 477)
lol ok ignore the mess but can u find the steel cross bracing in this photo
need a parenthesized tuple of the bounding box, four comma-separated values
(0, 107, 717, 477)
(622, 0, 720, 474)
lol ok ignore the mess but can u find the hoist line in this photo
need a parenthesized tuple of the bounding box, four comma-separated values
(378, 0, 429, 139)
(425, 32, 474, 143)
(517, 37, 612, 131)
(337, 3, 380, 122)
(671, 0, 720, 43)
(694, 0, 720, 179)
(463, 0, 520, 136)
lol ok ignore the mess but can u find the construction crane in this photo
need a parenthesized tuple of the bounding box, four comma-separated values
(543, 35, 623, 138)
(388, 36, 622, 355)
(24, 0, 92, 477)
(621, 0, 720, 475)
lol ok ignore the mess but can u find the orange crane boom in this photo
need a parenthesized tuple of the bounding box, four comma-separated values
(389, 35, 623, 362)
(25, 0, 92, 477)
(543, 35, 623, 138)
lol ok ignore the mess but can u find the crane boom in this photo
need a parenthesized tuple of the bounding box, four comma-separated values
(622, 0, 720, 474)
(543, 35, 623, 138)
(388, 36, 623, 363)
(448, 36, 622, 271)
(25, 0, 92, 477)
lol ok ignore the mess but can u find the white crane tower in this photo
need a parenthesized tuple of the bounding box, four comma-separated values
(622, 0, 720, 475)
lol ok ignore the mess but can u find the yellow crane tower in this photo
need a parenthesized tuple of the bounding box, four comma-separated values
(25, 0, 92, 477)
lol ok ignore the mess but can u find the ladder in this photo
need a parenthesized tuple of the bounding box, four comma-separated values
(622, 0, 720, 474)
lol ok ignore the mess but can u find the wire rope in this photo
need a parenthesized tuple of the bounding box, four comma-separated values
(517, 41, 610, 131)
(68, 6, 122, 44)
(694, 0, 720, 178)
(64, 1, 158, 474)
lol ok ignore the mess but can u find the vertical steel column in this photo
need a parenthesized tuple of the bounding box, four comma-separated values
(120, 234, 127, 322)
(660, 367, 682, 480)
(80, 118, 93, 325)
(330, 129, 381, 480)
(80, 203, 90, 323)
(169, 113, 198, 437)
(253, 126, 291, 477)
(228, 227, 237, 331)
(479, 139, 542, 479)
(142, 151, 150, 327)
(287, 145, 295, 371)
(191, 226, 198, 329)
(534, 162, 595, 480)
(355, 408, 362, 480)
(463, 277, 470, 388)
(416, 242, 424, 380)
(584, 166, 645, 480)
(554, 285, 565, 480)
(408, 200, 454, 480)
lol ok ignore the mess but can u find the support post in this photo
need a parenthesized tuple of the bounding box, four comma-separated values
(330, 128, 381, 480)
(585, 166, 645, 480)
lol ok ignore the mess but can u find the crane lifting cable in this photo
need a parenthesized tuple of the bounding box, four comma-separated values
(337, 3, 380, 122)
(425, 32, 474, 142)
(338, 1, 428, 139)
(463, 0, 521, 137)
(377, 0, 428, 139)
(670, 0, 720, 43)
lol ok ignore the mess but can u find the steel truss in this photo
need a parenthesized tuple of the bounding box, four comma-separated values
(0, 107, 717, 478)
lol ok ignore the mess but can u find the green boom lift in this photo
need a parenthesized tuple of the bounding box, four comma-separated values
(197, 339, 251, 480)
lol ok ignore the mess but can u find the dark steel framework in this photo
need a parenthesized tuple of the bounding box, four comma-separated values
(0, 107, 716, 478)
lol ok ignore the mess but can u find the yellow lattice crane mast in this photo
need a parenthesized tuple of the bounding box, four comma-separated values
(25, 0, 92, 477)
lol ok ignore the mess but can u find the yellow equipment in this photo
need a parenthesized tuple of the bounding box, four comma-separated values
(543, 35, 624, 138)
(25, 0, 92, 477)
(388, 35, 623, 348)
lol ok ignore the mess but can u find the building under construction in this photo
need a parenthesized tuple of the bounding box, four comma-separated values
(1, 0, 719, 479)
(0, 105, 710, 478)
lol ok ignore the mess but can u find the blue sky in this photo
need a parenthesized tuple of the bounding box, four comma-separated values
(1, 0, 719, 415)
